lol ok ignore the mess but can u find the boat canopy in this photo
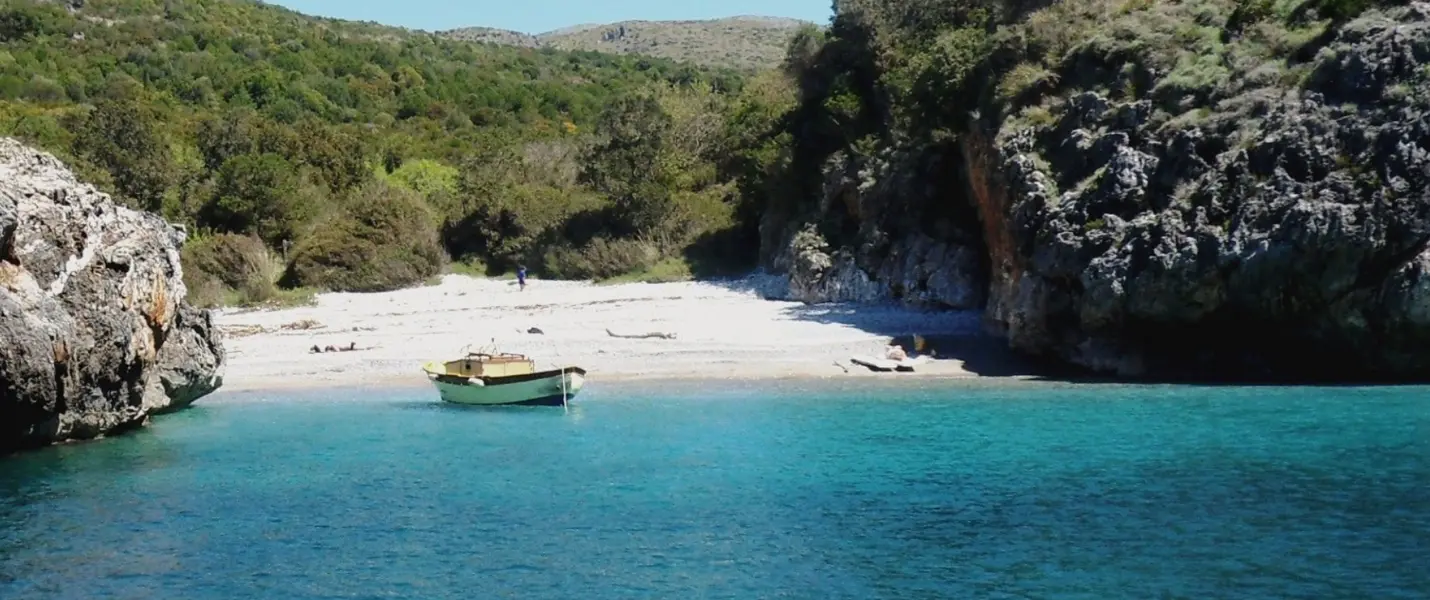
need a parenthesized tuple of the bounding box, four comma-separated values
(424, 352, 536, 379)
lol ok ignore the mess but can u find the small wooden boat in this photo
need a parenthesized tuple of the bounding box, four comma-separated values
(421, 351, 585, 406)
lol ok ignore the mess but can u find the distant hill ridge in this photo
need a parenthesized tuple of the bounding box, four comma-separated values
(440, 15, 817, 70)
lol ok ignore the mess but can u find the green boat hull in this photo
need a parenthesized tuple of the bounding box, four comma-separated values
(429, 367, 586, 406)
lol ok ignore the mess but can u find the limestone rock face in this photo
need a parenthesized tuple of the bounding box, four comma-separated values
(0, 138, 225, 454)
(765, 3, 1430, 381)
(964, 3, 1430, 380)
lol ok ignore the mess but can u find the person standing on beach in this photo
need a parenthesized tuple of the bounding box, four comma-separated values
(517, 265, 527, 291)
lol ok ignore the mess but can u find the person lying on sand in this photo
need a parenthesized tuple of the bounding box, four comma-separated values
(309, 342, 364, 353)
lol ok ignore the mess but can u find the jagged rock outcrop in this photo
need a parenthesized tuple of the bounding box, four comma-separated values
(769, 3, 1430, 381)
(966, 3, 1430, 381)
(0, 138, 225, 454)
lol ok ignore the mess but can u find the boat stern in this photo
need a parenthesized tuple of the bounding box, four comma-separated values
(562, 367, 586, 397)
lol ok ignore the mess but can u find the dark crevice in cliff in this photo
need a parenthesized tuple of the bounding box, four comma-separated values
(1071, 229, 1430, 383)
(0, 417, 56, 456)
(767, 136, 993, 309)
(1348, 234, 1430, 303)
(51, 351, 67, 436)
(931, 143, 993, 252)
(914, 142, 993, 307)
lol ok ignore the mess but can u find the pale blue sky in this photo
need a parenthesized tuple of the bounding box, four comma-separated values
(266, 0, 833, 34)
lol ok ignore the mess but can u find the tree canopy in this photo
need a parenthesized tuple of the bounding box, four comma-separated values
(0, 0, 776, 305)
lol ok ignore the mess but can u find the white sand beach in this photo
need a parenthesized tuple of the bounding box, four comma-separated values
(214, 274, 1034, 392)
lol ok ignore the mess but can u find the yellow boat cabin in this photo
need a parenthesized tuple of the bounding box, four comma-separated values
(427, 352, 537, 379)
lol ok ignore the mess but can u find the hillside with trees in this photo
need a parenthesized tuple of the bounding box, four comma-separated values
(441, 16, 812, 71)
(8, 0, 1430, 381)
(0, 0, 785, 308)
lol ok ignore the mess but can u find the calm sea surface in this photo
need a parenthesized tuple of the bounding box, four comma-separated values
(2, 380, 1428, 599)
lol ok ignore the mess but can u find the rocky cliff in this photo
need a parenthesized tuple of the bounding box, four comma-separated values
(1, 138, 225, 455)
(767, 2, 1430, 382)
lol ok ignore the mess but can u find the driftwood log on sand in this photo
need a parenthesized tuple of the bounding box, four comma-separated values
(309, 342, 378, 354)
(221, 324, 268, 338)
(606, 328, 678, 340)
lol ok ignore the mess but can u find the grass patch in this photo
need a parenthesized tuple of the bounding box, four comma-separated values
(445, 259, 488, 277)
(1018, 104, 1060, 129)
(211, 285, 319, 310)
(1165, 105, 1215, 129)
(596, 256, 695, 285)
(997, 63, 1060, 105)
(441, 259, 522, 280)
(252, 286, 318, 308)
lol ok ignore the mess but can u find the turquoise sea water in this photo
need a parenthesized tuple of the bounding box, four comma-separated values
(2, 380, 1428, 599)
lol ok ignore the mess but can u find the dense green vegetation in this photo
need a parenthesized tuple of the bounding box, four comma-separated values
(3, 0, 1405, 309)
(749, 0, 1409, 252)
(0, 0, 784, 307)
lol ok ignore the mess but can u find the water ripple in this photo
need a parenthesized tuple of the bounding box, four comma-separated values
(1, 383, 1428, 599)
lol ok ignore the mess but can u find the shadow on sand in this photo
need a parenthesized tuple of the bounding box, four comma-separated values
(686, 274, 1063, 378)
(690, 273, 790, 298)
(754, 296, 1429, 388)
(665, 276, 1430, 388)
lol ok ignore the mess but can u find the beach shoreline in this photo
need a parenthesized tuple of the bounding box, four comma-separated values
(213, 368, 1031, 395)
(212, 273, 1041, 396)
